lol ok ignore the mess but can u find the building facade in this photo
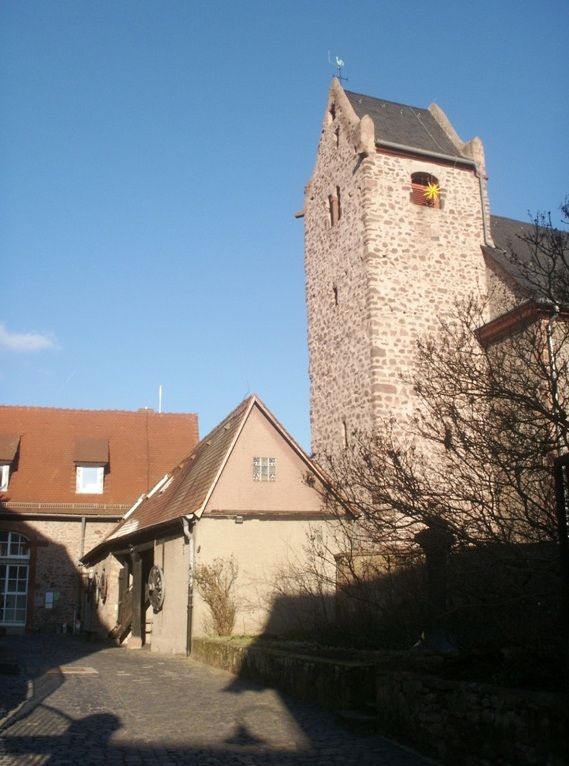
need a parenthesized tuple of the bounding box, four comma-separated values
(0, 406, 198, 634)
(82, 396, 334, 653)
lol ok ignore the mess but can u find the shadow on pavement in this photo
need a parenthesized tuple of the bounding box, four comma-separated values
(0, 634, 432, 766)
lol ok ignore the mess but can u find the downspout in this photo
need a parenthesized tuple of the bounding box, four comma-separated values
(80, 515, 87, 559)
(77, 516, 87, 628)
(182, 514, 195, 656)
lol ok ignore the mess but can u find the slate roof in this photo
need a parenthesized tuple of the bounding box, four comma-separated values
(486, 215, 568, 302)
(344, 90, 465, 160)
(0, 406, 199, 515)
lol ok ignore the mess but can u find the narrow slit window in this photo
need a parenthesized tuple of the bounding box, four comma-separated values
(328, 186, 341, 226)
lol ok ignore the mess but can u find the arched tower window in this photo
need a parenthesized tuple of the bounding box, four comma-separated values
(0, 530, 30, 627)
(411, 172, 441, 208)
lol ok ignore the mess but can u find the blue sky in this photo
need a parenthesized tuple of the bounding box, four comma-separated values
(1, 1, 567, 452)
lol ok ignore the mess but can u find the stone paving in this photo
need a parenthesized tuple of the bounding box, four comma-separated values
(0, 635, 438, 766)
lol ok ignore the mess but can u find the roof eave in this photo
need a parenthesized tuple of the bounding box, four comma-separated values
(375, 139, 471, 167)
(475, 301, 569, 348)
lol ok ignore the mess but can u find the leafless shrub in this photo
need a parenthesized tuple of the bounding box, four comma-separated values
(194, 556, 238, 636)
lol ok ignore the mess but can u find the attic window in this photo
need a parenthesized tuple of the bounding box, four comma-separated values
(76, 466, 104, 494)
(0, 435, 20, 490)
(74, 437, 108, 494)
(253, 457, 276, 482)
(411, 173, 441, 208)
(0, 464, 10, 491)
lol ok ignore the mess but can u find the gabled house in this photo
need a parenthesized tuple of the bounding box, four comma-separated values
(0, 406, 198, 634)
(82, 395, 334, 654)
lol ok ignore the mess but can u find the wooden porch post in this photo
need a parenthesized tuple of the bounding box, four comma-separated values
(129, 549, 144, 649)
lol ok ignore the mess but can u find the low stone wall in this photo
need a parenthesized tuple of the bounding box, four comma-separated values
(376, 670, 568, 766)
(191, 638, 568, 766)
(191, 637, 375, 712)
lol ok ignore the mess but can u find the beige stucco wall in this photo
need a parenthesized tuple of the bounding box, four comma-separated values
(305, 82, 492, 458)
(150, 535, 190, 654)
(192, 516, 333, 637)
(190, 405, 335, 637)
(206, 406, 321, 512)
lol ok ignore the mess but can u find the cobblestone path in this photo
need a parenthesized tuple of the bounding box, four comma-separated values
(0, 636, 438, 766)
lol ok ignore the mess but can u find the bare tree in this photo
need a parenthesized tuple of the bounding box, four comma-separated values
(311, 200, 569, 656)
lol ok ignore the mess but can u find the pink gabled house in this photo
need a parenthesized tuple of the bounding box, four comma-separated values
(82, 395, 334, 653)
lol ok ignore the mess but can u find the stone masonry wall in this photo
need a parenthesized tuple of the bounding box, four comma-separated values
(304, 89, 373, 457)
(305, 82, 493, 458)
(376, 670, 568, 766)
(2, 517, 118, 632)
(362, 150, 489, 427)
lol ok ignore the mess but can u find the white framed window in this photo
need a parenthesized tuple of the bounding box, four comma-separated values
(253, 457, 276, 482)
(0, 531, 30, 627)
(0, 531, 30, 559)
(0, 464, 9, 491)
(76, 465, 105, 494)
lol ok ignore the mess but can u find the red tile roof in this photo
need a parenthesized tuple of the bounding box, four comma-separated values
(0, 406, 199, 516)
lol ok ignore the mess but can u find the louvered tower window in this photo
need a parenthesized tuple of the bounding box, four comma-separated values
(411, 172, 441, 208)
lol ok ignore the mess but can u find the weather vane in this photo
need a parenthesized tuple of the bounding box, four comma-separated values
(329, 53, 348, 85)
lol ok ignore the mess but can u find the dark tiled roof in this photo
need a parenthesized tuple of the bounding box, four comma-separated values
(0, 406, 199, 514)
(486, 215, 562, 299)
(490, 215, 536, 255)
(344, 90, 464, 159)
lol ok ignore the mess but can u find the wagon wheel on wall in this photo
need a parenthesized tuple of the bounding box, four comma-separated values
(148, 565, 165, 612)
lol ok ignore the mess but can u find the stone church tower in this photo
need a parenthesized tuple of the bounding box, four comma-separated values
(303, 79, 494, 458)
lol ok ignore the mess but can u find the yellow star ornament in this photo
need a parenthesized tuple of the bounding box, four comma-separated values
(423, 182, 441, 203)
